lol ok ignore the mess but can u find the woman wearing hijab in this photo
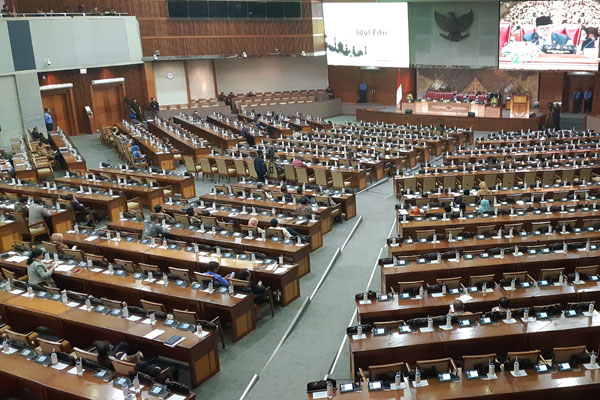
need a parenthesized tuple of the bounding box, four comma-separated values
(478, 199, 492, 215)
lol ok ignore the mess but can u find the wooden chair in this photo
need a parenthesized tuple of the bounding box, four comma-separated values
(194, 271, 214, 284)
(284, 164, 296, 183)
(247, 161, 258, 180)
(415, 229, 435, 240)
(372, 320, 405, 330)
(462, 353, 497, 371)
(469, 274, 495, 287)
(201, 216, 217, 227)
(331, 171, 352, 190)
(215, 159, 237, 182)
(2, 268, 27, 284)
(266, 227, 285, 240)
(173, 309, 198, 324)
(506, 350, 540, 364)
(13, 240, 32, 252)
(110, 356, 137, 376)
(140, 299, 167, 313)
(126, 197, 142, 213)
(41, 241, 60, 254)
(502, 271, 532, 283)
(241, 225, 258, 236)
(368, 361, 407, 383)
(229, 277, 274, 317)
(85, 253, 106, 266)
(217, 220, 234, 233)
(174, 213, 190, 227)
(168, 266, 190, 282)
(415, 357, 456, 374)
(444, 227, 464, 238)
(501, 173, 515, 188)
(315, 169, 331, 187)
(538, 268, 565, 282)
(114, 258, 136, 274)
(296, 168, 315, 185)
(62, 248, 84, 261)
(73, 347, 101, 363)
(139, 263, 161, 275)
(11, 212, 49, 244)
(6, 329, 38, 347)
(210, 315, 226, 349)
(397, 280, 424, 294)
(37, 337, 72, 354)
(435, 277, 462, 289)
(576, 265, 598, 278)
(552, 345, 587, 364)
(476, 225, 496, 237)
(541, 170, 556, 186)
(199, 158, 218, 181)
(102, 298, 125, 309)
(462, 175, 475, 191)
(233, 159, 248, 177)
(502, 223, 523, 235)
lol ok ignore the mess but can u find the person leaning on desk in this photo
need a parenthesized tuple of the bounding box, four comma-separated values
(27, 248, 56, 287)
(141, 214, 169, 240)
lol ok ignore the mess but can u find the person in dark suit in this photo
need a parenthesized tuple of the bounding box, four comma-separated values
(573, 89, 582, 113)
(584, 88, 593, 113)
(254, 149, 267, 182)
(358, 81, 367, 103)
(234, 269, 268, 304)
(149, 98, 159, 119)
(553, 103, 561, 130)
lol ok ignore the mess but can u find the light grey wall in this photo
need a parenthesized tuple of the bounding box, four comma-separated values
(215, 56, 329, 94)
(0, 72, 43, 149)
(0, 75, 23, 148)
(409, 1, 499, 67)
(29, 16, 142, 71)
(0, 21, 15, 75)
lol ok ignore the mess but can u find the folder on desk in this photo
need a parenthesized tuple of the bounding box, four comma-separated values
(163, 335, 185, 348)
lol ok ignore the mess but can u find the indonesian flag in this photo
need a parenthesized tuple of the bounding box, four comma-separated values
(396, 69, 403, 105)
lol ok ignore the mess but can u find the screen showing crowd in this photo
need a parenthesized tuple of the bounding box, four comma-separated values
(499, 0, 600, 71)
(322, 3, 409, 68)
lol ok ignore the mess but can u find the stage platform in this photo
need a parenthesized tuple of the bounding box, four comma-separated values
(356, 106, 547, 132)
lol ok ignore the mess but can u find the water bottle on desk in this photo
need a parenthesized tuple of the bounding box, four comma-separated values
(326, 380, 333, 399)
(50, 348, 58, 365)
(488, 361, 495, 377)
(513, 358, 519, 373)
(76, 358, 83, 375)
(415, 367, 421, 385)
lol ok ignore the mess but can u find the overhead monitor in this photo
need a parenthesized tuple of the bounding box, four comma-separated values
(499, 0, 600, 71)
(323, 3, 410, 68)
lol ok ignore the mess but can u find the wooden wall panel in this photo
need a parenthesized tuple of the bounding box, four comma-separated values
(38, 64, 147, 134)
(17, 0, 319, 57)
(538, 71, 566, 108)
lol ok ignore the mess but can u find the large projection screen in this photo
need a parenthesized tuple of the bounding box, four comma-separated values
(499, 0, 600, 71)
(323, 3, 410, 68)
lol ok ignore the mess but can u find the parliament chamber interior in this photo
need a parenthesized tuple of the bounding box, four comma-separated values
(3, 0, 600, 399)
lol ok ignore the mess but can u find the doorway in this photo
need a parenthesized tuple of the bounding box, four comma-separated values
(91, 83, 125, 131)
(41, 87, 78, 135)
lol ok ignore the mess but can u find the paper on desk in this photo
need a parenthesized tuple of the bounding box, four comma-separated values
(168, 395, 187, 400)
(233, 293, 247, 299)
(311, 392, 328, 400)
(51, 362, 70, 371)
(1, 347, 18, 355)
(265, 264, 277, 271)
(55, 264, 75, 272)
(144, 329, 165, 340)
(457, 295, 473, 302)
(126, 315, 142, 322)
(6, 255, 28, 263)
(90, 268, 103, 273)
(84, 236, 98, 242)
(274, 268, 287, 275)
(66, 302, 80, 307)
(67, 367, 80, 375)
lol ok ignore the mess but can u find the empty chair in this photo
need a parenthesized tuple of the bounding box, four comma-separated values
(173, 309, 198, 324)
(114, 258, 136, 273)
(233, 159, 248, 177)
(501, 173, 515, 188)
(560, 169, 575, 184)
(445, 227, 464, 238)
(579, 167, 592, 182)
(215, 159, 237, 182)
(284, 164, 296, 183)
(37, 337, 72, 354)
(422, 176, 436, 193)
(442, 175, 456, 190)
(462, 354, 497, 371)
(435, 277, 462, 289)
(174, 213, 190, 227)
(553, 191, 569, 201)
(415, 357, 456, 375)
(217, 220, 234, 233)
(502, 223, 523, 235)
(2, 268, 26, 284)
(214, 184, 229, 194)
(523, 172, 537, 186)
(6, 329, 38, 347)
(63, 248, 85, 261)
(331, 171, 352, 190)
(557, 219, 576, 232)
(315, 169, 331, 187)
(415, 229, 436, 240)
(469, 274, 495, 288)
(476, 225, 496, 237)
(140, 299, 167, 313)
(102, 298, 125, 309)
(506, 350, 541, 364)
(541, 170, 556, 186)
(502, 271, 531, 283)
(139, 263, 161, 275)
(552, 345, 587, 364)
(199, 158, 218, 181)
(538, 267, 565, 283)
(168, 266, 190, 282)
(582, 218, 600, 229)
(403, 177, 417, 192)
(531, 221, 552, 234)
(368, 361, 407, 383)
(201, 215, 217, 227)
(575, 265, 598, 279)
(296, 168, 315, 185)
(483, 174, 497, 188)
(397, 280, 425, 295)
(462, 175, 475, 191)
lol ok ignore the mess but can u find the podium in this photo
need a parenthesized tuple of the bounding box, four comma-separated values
(509, 94, 530, 119)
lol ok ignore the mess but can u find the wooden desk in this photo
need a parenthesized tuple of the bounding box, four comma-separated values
(206, 114, 264, 144)
(174, 116, 242, 149)
(237, 113, 292, 138)
(0, 256, 256, 342)
(152, 201, 324, 252)
(0, 348, 196, 400)
(105, 219, 312, 278)
(349, 312, 600, 376)
(0, 183, 126, 222)
(89, 168, 196, 199)
(358, 282, 600, 324)
(231, 181, 357, 220)
(60, 232, 300, 306)
(0, 290, 219, 388)
(116, 123, 177, 170)
(49, 132, 87, 175)
(198, 193, 334, 235)
(308, 368, 600, 399)
(381, 247, 600, 292)
(55, 177, 164, 209)
(147, 122, 210, 161)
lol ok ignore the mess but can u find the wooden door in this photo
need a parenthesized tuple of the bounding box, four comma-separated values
(41, 89, 77, 135)
(563, 74, 594, 113)
(91, 84, 125, 131)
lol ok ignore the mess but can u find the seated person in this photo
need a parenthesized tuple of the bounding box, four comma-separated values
(248, 217, 265, 235)
(279, 184, 294, 202)
(269, 218, 305, 240)
(112, 342, 143, 363)
(185, 207, 202, 226)
(291, 156, 308, 168)
(235, 269, 268, 304)
(295, 197, 312, 217)
(51, 233, 67, 252)
(255, 183, 273, 199)
(14, 196, 28, 214)
(62, 194, 94, 226)
(153, 205, 175, 224)
(205, 261, 232, 287)
(409, 206, 422, 216)
(141, 214, 169, 240)
(28, 197, 51, 225)
(477, 181, 492, 197)
(492, 296, 510, 312)
(27, 248, 56, 287)
(91, 340, 114, 370)
(478, 199, 492, 215)
(448, 299, 472, 316)
(131, 145, 143, 159)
